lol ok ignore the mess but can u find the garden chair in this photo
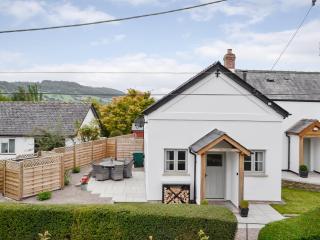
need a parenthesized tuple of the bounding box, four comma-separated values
(123, 160, 134, 178)
(96, 165, 110, 181)
(91, 163, 100, 178)
(111, 164, 124, 181)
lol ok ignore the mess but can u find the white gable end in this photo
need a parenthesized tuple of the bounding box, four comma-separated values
(148, 73, 283, 122)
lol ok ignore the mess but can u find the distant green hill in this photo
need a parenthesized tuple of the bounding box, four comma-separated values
(0, 80, 124, 102)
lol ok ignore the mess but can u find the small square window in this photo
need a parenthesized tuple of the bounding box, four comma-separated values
(245, 150, 265, 173)
(164, 149, 187, 172)
(1, 143, 8, 153)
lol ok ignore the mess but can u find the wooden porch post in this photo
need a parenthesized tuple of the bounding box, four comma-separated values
(299, 136, 304, 166)
(239, 153, 244, 205)
(200, 154, 206, 202)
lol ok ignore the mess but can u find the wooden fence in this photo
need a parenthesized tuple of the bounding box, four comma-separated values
(0, 134, 143, 200)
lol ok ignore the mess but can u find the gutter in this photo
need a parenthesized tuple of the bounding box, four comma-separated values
(189, 147, 197, 204)
(286, 133, 291, 171)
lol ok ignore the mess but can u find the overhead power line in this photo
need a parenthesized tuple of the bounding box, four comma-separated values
(0, 0, 227, 34)
(1, 92, 320, 97)
(270, 0, 317, 70)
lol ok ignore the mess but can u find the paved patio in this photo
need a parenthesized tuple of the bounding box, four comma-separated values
(282, 171, 320, 185)
(87, 169, 146, 202)
(235, 203, 284, 229)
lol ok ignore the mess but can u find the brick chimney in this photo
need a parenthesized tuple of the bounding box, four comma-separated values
(223, 49, 236, 71)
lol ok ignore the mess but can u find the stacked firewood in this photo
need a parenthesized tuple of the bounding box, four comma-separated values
(163, 185, 190, 204)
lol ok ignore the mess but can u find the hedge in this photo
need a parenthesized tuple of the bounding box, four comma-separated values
(0, 203, 237, 240)
(259, 208, 320, 240)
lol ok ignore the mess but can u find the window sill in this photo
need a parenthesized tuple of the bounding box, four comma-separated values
(0, 153, 15, 155)
(163, 172, 190, 177)
(245, 172, 268, 177)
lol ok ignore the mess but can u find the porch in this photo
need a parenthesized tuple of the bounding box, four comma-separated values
(190, 129, 250, 207)
(287, 119, 320, 173)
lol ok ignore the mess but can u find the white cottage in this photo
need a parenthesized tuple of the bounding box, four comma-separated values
(0, 102, 99, 160)
(143, 49, 320, 206)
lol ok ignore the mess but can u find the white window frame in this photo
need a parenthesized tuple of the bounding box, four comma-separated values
(164, 149, 188, 173)
(244, 150, 265, 174)
(1, 139, 15, 154)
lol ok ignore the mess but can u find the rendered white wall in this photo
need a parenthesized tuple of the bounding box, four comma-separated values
(275, 101, 320, 170)
(311, 138, 320, 172)
(289, 135, 300, 173)
(145, 73, 283, 203)
(225, 152, 239, 206)
(0, 137, 34, 160)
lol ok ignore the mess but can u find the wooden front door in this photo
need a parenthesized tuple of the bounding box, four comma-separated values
(205, 153, 225, 199)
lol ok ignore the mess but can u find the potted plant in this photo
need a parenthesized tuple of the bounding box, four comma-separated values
(299, 165, 309, 178)
(239, 200, 249, 217)
(80, 175, 90, 190)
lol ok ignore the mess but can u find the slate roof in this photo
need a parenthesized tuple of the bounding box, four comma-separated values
(286, 119, 318, 134)
(189, 129, 225, 153)
(235, 70, 320, 101)
(0, 102, 95, 137)
(143, 62, 289, 118)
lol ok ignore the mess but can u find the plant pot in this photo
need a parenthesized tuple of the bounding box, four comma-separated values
(299, 170, 309, 178)
(80, 184, 87, 191)
(240, 207, 249, 217)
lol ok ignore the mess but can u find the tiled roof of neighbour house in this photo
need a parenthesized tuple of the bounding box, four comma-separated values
(235, 70, 320, 101)
(143, 62, 289, 118)
(0, 102, 96, 137)
(189, 129, 225, 153)
(286, 119, 318, 135)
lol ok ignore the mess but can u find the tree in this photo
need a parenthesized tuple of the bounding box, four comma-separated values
(0, 92, 11, 101)
(78, 120, 101, 142)
(34, 129, 65, 152)
(12, 84, 43, 101)
(99, 89, 155, 135)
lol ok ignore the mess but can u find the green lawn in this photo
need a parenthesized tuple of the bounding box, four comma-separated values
(272, 187, 320, 214)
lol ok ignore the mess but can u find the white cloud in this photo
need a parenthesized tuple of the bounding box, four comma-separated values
(46, 3, 114, 25)
(110, 0, 159, 5)
(194, 19, 320, 70)
(0, 1, 44, 20)
(0, 53, 201, 93)
(0, 1, 114, 25)
(90, 34, 127, 46)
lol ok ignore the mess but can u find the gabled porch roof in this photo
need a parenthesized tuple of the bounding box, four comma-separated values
(287, 119, 320, 137)
(189, 129, 250, 156)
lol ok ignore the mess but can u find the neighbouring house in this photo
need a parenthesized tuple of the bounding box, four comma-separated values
(143, 49, 320, 206)
(0, 102, 100, 160)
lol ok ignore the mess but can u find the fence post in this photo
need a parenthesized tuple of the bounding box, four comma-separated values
(60, 155, 65, 189)
(115, 137, 118, 160)
(91, 141, 94, 163)
(19, 162, 23, 200)
(3, 161, 6, 197)
(73, 144, 76, 169)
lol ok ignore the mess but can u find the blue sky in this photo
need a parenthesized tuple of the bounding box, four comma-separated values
(0, 0, 319, 93)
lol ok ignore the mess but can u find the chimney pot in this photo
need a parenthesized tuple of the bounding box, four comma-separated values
(223, 49, 236, 71)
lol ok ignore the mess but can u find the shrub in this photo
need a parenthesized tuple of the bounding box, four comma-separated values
(240, 200, 249, 209)
(259, 208, 320, 240)
(64, 171, 70, 186)
(0, 203, 237, 240)
(72, 167, 80, 174)
(109, 130, 123, 137)
(37, 191, 52, 201)
(299, 165, 308, 171)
